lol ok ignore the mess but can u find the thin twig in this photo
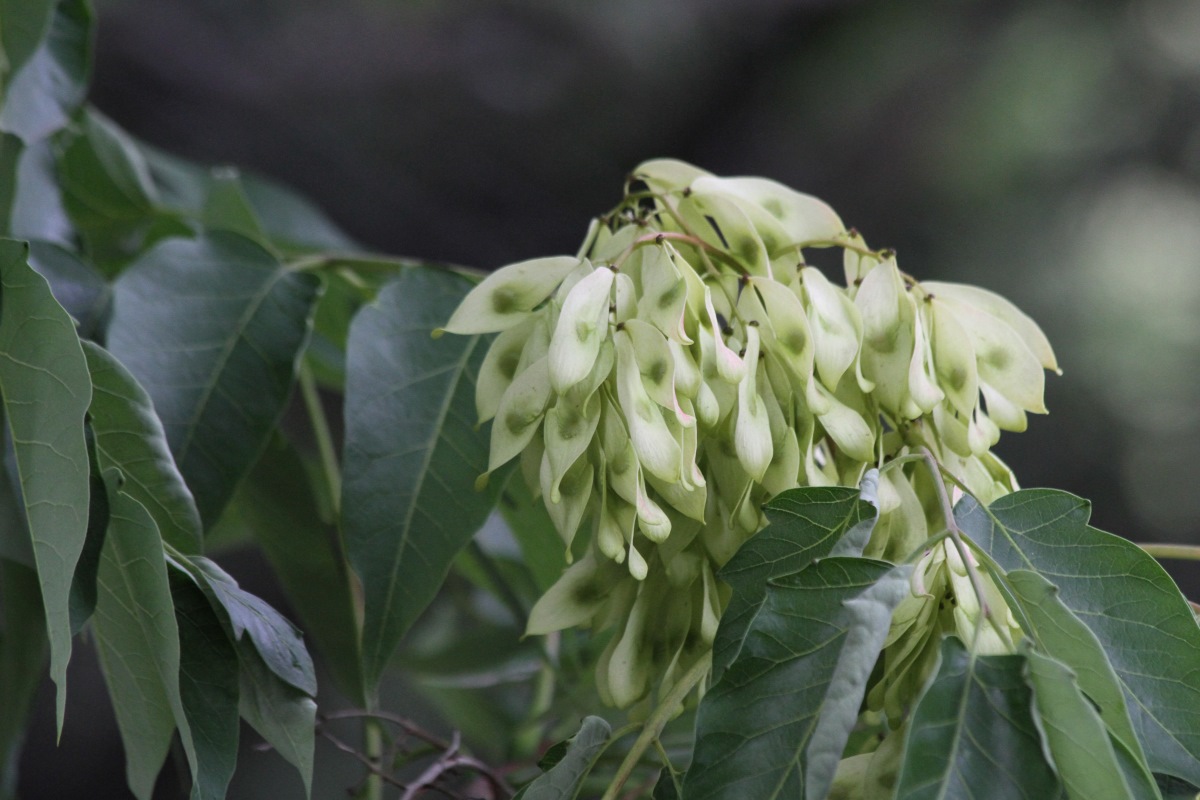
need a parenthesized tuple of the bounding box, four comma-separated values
(316, 724, 406, 790)
(320, 710, 514, 798)
(599, 652, 712, 800)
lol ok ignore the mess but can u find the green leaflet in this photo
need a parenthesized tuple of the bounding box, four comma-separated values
(516, 716, 611, 800)
(0, 239, 91, 728)
(168, 568, 239, 800)
(1025, 648, 1148, 800)
(894, 638, 1062, 800)
(238, 643, 316, 797)
(685, 557, 907, 800)
(106, 231, 321, 526)
(186, 556, 316, 697)
(1007, 569, 1159, 797)
(342, 266, 503, 694)
(83, 341, 202, 553)
(91, 476, 195, 800)
(959, 490, 1200, 785)
(712, 482, 878, 683)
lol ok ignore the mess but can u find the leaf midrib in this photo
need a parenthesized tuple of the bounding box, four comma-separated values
(365, 330, 480, 671)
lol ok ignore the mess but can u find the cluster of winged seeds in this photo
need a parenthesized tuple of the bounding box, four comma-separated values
(440, 159, 1058, 709)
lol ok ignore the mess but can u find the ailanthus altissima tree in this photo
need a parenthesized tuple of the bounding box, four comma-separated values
(2, 3, 1200, 800)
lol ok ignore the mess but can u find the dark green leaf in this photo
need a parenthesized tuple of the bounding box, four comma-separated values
(520, 716, 611, 800)
(28, 242, 107, 335)
(894, 637, 1061, 800)
(1155, 775, 1200, 800)
(57, 108, 161, 268)
(0, 430, 32, 567)
(106, 231, 321, 526)
(59, 108, 156, 219)
(83, 342, 200, 552)
(0, 238, 91, 726)
(238, 172, 356, 253)
(0, 135, 18, 232)
(0, 0, 91, 144)
(342, 267, 501, 692)
(66, 443, 106, 634)
(654, 770, 683, 800)
(202, 170, 271, 247)
(91, 476, 195, 800)
(169, 567, 239, 800)
(684, 558, 908, 800)
(233, 435, 363, 702)
(1026, 648, 1150, 800)
(187, 556, 316, 696)
(712, 483, 878, 683)
(238, 643, 315, 797)
(0, 558, 46, 800)
(0, 0, 56, 77)
(960, 490, 1200, 785)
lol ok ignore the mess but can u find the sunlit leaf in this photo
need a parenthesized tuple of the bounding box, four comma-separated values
(960, 490, 1200, 785)
(0, 239, 91, 727)
(1007, 569, 1158, 796)
(1025, 648, 1147, 800)
(342, 266, 502, 693)
(106, 231, 321, 526)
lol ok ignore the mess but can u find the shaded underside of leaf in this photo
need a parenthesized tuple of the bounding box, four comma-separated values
(0, 239, 91, 727)
(106, 231, 321, 526)
(342, 266, 500, 693)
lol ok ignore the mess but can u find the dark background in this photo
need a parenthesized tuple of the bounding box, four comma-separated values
(20, 0, 1200, 796)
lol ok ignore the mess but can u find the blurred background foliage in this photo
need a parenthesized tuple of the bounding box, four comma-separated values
(19, 0, 1200, 796)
